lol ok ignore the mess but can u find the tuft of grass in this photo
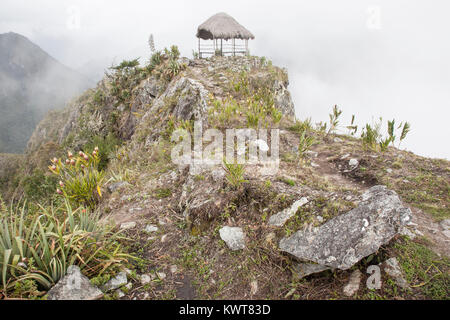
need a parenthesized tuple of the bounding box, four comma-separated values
(154, 188, 172, 199)
(223, 160, 247, 190)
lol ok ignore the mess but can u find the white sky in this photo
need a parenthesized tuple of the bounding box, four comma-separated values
(1, 0, 449, 159)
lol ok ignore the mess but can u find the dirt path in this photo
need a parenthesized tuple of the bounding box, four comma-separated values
(310, 148, 368, 192)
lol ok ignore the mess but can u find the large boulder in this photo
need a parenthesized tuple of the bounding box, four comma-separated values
(46, 265, 103, 300)
(279, 186, 412, 270)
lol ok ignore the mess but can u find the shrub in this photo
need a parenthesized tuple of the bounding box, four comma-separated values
(223, 160, 247, 190)
(49, 148, 105, 209)
(0, 200, 129, 296)
(22, 169, 59, 203)
(327, 105, 342, 136)
(298, 131, 316, 159)
(84, 133, 120, 171)
(361, 121, 382, 151)
(361, 118, 411, 152)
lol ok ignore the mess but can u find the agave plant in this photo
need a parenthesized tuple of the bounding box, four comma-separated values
(0, 200, 129, 295)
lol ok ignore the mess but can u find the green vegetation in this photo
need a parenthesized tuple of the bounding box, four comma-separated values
(361, 118, 411, 152)
(22, 169, 59, 203)
(49, 148, 104, 209)
(326, 105, 342, 136)
(0, 199, 128, 298)
(394, 238, 449, 299)
(223, 160, 247, 190)
(298, 131, 316, 160)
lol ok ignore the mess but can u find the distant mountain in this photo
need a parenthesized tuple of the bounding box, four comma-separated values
(0, 32, 92, 153)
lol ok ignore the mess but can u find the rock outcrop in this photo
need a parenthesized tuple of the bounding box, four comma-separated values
(46, 266, 103, 300)
(279, 186, 412, 270)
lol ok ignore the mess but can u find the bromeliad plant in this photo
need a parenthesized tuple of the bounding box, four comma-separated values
(0, 199, 129, 296)
(49, 148, 104, 209)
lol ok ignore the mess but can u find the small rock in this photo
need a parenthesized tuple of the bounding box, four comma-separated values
(349, 159, 359, 167)
(124, 269, 133, 276)
(265, 232, 276, 245)
(219, 226, 245, 250)
(47, 266, 103, 300)
(440, 219, 450, 230)
(400, 227, 416, 240)
(157, 272, 166, 280)
(120, 221, 136, 230)
(343, 270, 362, 297)
(305, 151, 318, 158)
(442, 230, 450, 239)
(382, 258, 409, 289)
(124, 283, 132, 290)
(116, 290, 125, 298)
(144, 224, 158, 233)
(107, 181, 130, 193)
(250, 280, 258, 295)
(386, 168, 393, 174)
(140, 274, 151, 285)
(161, 234, 169, 242)
(268, 197, 308, 227)
(128, 207, 142, 213)
(170, 265, 178, 274)
(316, 216, 324, 223)
(102, 272, 128, 292)
(345, 195, 352, 201)
(310, 162, 320, 168)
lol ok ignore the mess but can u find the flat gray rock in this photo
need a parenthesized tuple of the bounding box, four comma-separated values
(46, 265, 103, 300)
(107, 181, 130, 193)
(279, 186, 411, 270)
(101, 271, 128, 292)
(219, 226, 245, 250)
(268, 197, 308, 227)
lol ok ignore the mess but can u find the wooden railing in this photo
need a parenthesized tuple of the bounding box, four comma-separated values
(198, 39, 249, 58)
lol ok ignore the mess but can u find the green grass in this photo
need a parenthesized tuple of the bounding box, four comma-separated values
(394, 238, 450, 299)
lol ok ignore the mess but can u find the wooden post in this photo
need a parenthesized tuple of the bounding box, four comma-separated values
(245, 39, 248, 56)
(220, 39, 223, 56)
(233, 38, 235, 56)
(198, 38, 201, 59)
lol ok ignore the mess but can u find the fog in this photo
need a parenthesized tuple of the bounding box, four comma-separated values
(1, 0, 449, 159)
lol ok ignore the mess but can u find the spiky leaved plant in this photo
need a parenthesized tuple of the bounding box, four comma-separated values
(326, 105, 342, 136)
(0, 200, 129, 296)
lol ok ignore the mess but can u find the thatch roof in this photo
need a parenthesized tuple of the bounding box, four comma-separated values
(197, 12, 255, 40)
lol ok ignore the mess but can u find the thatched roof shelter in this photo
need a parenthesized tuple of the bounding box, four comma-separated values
(197, 12, 255, 40)
(196, 12, 255, 58)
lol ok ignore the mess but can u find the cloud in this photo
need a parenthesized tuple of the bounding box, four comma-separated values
(1, 0, 449, 158)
